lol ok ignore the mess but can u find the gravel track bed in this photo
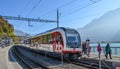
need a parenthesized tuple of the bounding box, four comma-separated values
(14, 46, 95, 69)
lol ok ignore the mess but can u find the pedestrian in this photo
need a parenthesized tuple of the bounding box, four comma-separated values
(97, 41, 102, 58)
(97, 41, 102, 69)
(105, 42, 112, 59)
(86, 37, 90, 57)
(86, 43, 91, 57)
(1, 40, 5, 48)
(82, 41, 87, 55)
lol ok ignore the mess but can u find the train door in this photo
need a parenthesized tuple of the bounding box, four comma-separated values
(52, 32, 57, 52)
(56, 32, 64, 52)
(37, 37, 40, 49)
(52, 32, 63, 53)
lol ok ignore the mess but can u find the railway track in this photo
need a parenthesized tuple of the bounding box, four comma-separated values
(13, 46, 93, 69)
(32, 47, 112, 69)
(45, 54, 100, 69)
(16, 46, 98, 69)
(76, 59, 112, 69)
(11, 46, 49, 69)
(64, 58, 98, 69)
(12, 46, 112, 69)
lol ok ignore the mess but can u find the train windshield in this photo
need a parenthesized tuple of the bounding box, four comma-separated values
(66, 29, 81, 48)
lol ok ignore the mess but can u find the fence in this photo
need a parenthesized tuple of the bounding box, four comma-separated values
(90, 46, 120, 57)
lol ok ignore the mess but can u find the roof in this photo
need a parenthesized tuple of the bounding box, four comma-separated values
(35, 27, 76, 37)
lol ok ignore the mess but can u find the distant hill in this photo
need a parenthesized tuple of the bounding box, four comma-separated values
(14, 29, 31, 37)
(78, 8, 120, 42)
(0, 17, 15, 39)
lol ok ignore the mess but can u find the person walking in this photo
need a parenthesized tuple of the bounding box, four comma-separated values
(97, 41, 102, 69)
(97, 42, 102, 58)
(105, 42, 112, 59)
(86, 37, 90, 57)
(82, 41, 87, 55)
(86, 42, 91, 57)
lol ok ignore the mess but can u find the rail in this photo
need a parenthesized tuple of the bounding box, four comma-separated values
(12, 47, 33, 69)
(12, 46, 49, 69)
(90, 46, 120, 57)
(20, 45, 111, 69)
(16, 45, 101, 69)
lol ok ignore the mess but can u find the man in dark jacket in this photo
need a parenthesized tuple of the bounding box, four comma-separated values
(82, 41, 87, 55)
(105, 42, 112, 59)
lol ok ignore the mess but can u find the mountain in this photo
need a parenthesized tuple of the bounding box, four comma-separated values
(0, 17, 15, 38)
(78, 8, 120, 42)
(14, 29, 31, 37)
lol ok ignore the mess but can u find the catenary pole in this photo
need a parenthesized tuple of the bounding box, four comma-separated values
(57, 9, 59, 28)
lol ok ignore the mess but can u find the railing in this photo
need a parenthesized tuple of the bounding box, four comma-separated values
(90, 46, 120, 57)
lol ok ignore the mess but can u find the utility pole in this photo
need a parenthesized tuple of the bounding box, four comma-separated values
(57, 9, 59, 28)
(28, 20, 32, 27)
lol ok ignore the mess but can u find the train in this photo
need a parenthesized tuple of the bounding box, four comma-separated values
(24, 27, 82, 59)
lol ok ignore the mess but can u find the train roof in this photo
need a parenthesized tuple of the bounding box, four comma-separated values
(35, 27, 77, 37)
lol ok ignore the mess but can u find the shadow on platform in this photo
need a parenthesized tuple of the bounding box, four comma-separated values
(8, 47, 15, 62)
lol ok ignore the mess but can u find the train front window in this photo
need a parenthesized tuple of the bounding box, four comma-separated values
(66, 29, 81, 48)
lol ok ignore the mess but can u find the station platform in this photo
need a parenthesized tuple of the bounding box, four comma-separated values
(2, 45, 120, 69)
(0, 46, 21, 69)
(22, 44, 120, 69)
(81, 53, 120, 69)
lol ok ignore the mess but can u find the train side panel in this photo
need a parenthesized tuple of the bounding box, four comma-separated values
(23, 27, 82, 58)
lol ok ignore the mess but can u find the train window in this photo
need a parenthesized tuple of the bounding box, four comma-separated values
(37, 37, 40, 44)
(66, 29, 81, 48)
(35, 38, 37, 43)
(40, 36, 42, 44)
(31, 39, 33, 43)
(66, 34, 80, 48)
(41, 36, 45, 44)
(47, 34, 52, 44)
(43, 35, 47, 44)
(34, 38, 37, 43)
(32, 38, 34, 43)
(56, 32, 63, 44)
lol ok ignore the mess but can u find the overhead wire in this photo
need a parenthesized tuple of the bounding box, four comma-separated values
(58, 0, 78, 9)
(26, 0, 42, 17)
(17, 0, 32, 28)
(61, 10, 108, 22)
(39, 0, 78, 17)
(37, 0, 79, 28)
(25, 0, 42, 27)
(61, 0, 102, 17)
(19, 0, 31, 16)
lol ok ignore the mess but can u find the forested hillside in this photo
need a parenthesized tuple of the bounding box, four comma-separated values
(0, 17, 17, 42)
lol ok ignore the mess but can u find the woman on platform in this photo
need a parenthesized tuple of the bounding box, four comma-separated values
(105, 42, 112, 59)
(97, 41, 102, 58)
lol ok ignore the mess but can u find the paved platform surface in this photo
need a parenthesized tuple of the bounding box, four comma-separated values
(0, 46, 120, 69)
(0, 46, 21, 69)
(82, 53, 120, 69)
(82, 53, 120, 62)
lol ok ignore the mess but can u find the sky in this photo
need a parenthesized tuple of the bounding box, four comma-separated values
(0, 0, 120, 35)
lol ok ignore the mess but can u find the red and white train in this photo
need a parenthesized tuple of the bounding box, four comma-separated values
(24, 27, 82, 59)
